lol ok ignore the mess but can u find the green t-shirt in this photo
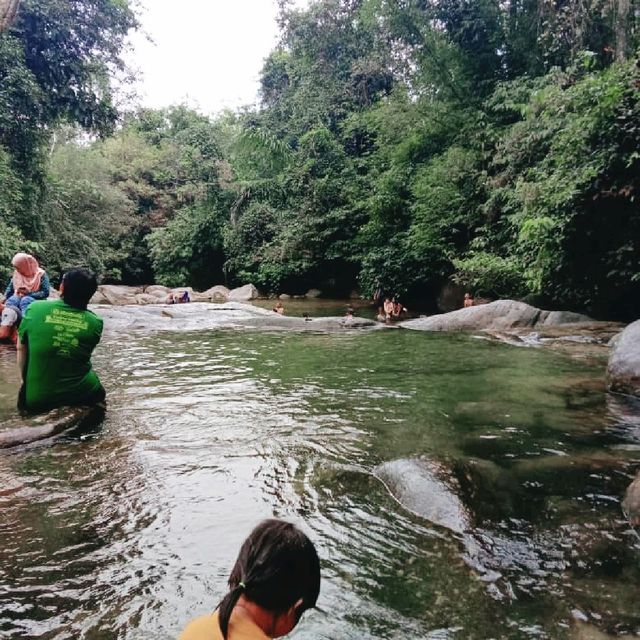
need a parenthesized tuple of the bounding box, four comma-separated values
(18, 299, 104, 412)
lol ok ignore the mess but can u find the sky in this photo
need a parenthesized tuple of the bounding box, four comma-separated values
(124, 0, 309, 116)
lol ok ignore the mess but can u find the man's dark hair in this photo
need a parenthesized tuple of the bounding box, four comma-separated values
(62, 269, 98, 309)
(217, 519, 321, 639)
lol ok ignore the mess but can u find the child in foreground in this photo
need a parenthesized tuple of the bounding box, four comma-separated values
(179, 519, 321, 640)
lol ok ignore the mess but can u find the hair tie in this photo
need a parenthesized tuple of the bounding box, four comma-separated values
(238, 581, 246, 590)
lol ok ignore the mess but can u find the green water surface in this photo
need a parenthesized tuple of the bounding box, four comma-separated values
(0, 327, 639, 639)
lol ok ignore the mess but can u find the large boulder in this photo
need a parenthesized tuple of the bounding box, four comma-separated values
(145, 285, 170, 296)
(607, 319, 640, 397)
(200, 285, 230, 302)
(228, 284, 259, 301)
(97, 285, 140, 306)
(400, 300, 591, 333)
(305, 288, 322, 298)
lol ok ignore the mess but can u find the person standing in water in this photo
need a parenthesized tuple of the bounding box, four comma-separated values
(180, 519, 321, 640)
(3, 252, 50, 313)
(17, 268, 105, 413)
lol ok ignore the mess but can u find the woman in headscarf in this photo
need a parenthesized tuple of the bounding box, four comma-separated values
(3, 253, 50, 313)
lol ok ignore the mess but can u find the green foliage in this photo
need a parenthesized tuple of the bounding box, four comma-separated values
(1, 0, 638, 319)
(453, 252, 526, 298)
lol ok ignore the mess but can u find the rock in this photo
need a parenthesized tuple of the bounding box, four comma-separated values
(607, 319, 640, 397)
(135, 293, 161, 305)
(400, 300, 591, 333)
(98, 285, 140, 306)
(373, 457, 471, 534)
(349, 290, 360, 299)
(90, 290, 109, 305)
(622, 472, 640, 525)
(279, 294, 291, 300)
(228, 284, 259, 301)
(0, 405, 104, 449)
(145, 285, 170, 296)
(305, 288, 322, 299)
(201, 285, 229, 302)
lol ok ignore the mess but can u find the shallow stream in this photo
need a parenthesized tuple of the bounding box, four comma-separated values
(1, 319, 639, 638)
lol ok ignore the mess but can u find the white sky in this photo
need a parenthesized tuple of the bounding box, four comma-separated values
(125, 0, 309, 116)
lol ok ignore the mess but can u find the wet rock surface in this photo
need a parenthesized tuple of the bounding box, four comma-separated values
(400, 300, 593, 332)
(373, 457, 471, 534)
(607, 319, 640, 398)
(94, 301, 377, 334)
(0, 405, 103, 448)
(622, 472, 640, 525)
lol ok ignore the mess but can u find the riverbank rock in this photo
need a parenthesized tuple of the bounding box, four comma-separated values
(607, 319, 640, 397)
(98, 285, 141, 305)
(228, 284, 259, 301)
(622, 472, 640, 525)
(306, 288, 322, 298)
(145, 285, 170, 296)
(373, 458, 471, 534)
(200, 285, 229, 302)
(400, 300, 592, 333)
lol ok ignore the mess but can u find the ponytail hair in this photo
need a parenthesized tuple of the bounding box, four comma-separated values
(217, 519, 321, 639)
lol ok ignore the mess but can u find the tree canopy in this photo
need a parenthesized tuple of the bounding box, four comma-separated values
(1, 0, 638, 319)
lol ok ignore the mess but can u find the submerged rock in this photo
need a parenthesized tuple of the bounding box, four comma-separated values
(607, 319, 640, 398)
(373, 457, 471, 534)
(0, 405, 104, 449)
(622, 472, 640, 525)
(400, 300, 591, 333)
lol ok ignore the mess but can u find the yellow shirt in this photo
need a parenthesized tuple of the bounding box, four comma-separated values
(179, 610, 270, 640)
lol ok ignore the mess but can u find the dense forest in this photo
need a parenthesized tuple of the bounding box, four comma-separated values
(0, 0, 638, 318)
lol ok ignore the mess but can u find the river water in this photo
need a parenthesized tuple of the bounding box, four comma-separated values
(1, 321, 639, 639)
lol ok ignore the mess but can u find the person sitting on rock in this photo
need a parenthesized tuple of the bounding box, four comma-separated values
(273, 301, 285, 315)
(0, 300, 21, 344)
(463, 293, 474, 308)
(179, 519, 321, 640)
(4, 252, 50, 313)
(17, 268, 105, 413)
(392, 298, 407, 318)
(179, 290, 190, 303)
(383, 297, 394, 321)
(343, 307, 355, 326)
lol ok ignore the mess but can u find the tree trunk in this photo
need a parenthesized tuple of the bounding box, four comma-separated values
(615, 0, 630, 61)
(0, 0, 20, 32)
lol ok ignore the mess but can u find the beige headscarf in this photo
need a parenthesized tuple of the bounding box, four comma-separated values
(11, 253, 44, 293)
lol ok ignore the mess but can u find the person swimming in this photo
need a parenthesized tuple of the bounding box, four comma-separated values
(179, 519, 321, 640)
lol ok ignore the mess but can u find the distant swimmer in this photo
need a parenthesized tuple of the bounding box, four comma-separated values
(17, 268, 105, 413)
(273, 301, 285, 315)
(180, 519, 321, 640)
(463, 293, 474, 308)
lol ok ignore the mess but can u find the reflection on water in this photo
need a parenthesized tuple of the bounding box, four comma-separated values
(1, 329, 639, 639)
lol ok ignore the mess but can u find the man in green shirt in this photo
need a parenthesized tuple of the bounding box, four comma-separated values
(17, 269, 105, 413)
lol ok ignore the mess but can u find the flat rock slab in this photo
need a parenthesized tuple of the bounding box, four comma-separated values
(94, 302, 377, 334)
